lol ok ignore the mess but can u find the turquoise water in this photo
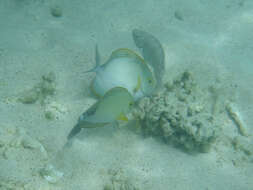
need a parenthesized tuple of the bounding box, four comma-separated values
(0, 0, 252, 189)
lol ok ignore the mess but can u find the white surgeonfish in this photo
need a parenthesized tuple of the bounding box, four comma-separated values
(87, 46, 157, 100)
(67, 87, 134, 140)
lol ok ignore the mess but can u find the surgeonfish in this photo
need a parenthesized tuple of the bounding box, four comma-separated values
(87, 46, 156, 100)
(132, 29, 165, 89)
(67, 87, 134, 140)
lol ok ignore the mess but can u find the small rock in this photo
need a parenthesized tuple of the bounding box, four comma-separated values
(174, 10, 184, 21)
(50, 6, 62, 17)
(39, 164, 64, 184)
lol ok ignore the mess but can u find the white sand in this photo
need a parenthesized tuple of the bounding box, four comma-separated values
(0, 0, 253, 189)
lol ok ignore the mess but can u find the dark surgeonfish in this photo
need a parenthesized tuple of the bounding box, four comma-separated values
(132, 29, 165, 89)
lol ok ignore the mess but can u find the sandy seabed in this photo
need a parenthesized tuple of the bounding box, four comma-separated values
(0, 0, 253, 189)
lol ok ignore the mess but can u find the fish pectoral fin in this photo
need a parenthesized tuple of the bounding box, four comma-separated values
(133, 75, 141, 93)
(116, 112, 128, 122)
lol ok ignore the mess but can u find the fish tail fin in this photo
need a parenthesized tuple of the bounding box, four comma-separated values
(132, 29, 146, 48)
(67, 123, 82, 140)
(84, 44, 101, 73)
(63, 138, 74, 149)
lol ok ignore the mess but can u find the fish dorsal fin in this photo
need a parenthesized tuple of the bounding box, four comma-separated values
(110, 48, 145, 64)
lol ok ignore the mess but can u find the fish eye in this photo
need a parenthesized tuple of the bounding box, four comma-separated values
(129, 102, 134, 106)
(148, 78, 153, 84)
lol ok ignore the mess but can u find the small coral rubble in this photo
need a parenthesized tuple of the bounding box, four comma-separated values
(104, 168, 140, 190)
(18, 72, 56, 105)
